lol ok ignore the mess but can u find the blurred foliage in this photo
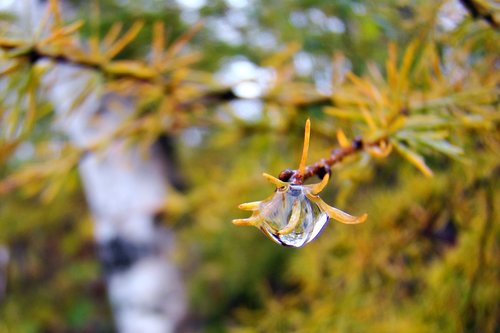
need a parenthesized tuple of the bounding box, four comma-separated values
(0, 0, 499, 332)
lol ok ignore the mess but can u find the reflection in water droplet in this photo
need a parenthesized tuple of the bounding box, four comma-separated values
(258, 185, 329, 247)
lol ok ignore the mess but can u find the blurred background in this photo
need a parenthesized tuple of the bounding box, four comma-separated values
(0, 0, 499, 332)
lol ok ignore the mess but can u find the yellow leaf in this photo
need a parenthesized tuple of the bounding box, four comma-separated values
(262, 42, 301, 67)
(89, 36, 101, 58)
(360, 106, 377, 131)
(0, 38, 25, 49)
(399, 39, 418, 81)
(323, 107, 364, 121)
(102, 22, 123, 49)
(164, 21, 203, 62)
(152, 21, 165, 67)
(393, 141, 433, 177)
(386, 43, 397, 90)
(161, 52, 202, 72)
(336, 129, 351, 148)
(0, 61, 21, 77)
(388, 115, 406, 133)
(23, 82, 37, 134)
(48, 0, 62, 30)
(346, 72, 379, 101)
(104, 21, 144, 60)
(104, 60, 156, 79)
(38, 20, 84, 46)
(366, 141, 393, 159)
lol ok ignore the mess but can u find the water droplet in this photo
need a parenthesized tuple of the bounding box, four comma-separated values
(258, 185, 329, 247)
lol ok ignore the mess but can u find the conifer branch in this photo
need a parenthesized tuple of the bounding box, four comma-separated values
(278, 136, 388, 183)
(0, 41, 333, 110)
(459, 0, 499, 28)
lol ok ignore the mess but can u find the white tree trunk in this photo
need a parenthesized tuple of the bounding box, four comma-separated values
(47, 68, 187, 333)
(8, 1, 188, 331)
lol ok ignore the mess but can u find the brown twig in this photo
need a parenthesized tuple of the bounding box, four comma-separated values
(279, 136, 387, 184)
(459, 0, 499, 29)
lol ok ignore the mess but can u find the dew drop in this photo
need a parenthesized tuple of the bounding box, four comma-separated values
(259, 185, 329, 247)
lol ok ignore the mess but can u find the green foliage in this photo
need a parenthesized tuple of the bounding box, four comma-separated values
(0, 0, 499, 331)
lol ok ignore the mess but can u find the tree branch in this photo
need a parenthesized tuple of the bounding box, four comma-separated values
(0, 41, 335, 112)
(459, 0, 499, 28)
(279, 136, 388, 183)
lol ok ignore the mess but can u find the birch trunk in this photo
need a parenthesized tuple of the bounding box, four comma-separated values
(9, 1, 188, 331)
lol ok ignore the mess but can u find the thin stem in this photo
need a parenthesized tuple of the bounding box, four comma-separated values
(281, 136, 387, 183)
